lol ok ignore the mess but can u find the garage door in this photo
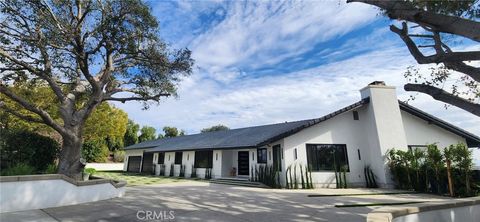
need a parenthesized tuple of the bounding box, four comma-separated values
(127, 156, 142, 172)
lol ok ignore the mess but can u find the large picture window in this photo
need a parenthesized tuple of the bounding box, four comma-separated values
(257, 148, 267, 163)
(194, 150, 213, 168)
(306, 144, 349, 172)
(174, 152, 183, 164)
(157, 152, 165, 164)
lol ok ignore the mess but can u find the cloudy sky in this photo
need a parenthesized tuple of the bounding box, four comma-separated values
(112, 0, 479, 138)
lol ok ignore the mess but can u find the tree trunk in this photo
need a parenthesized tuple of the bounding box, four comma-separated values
(57, 130, 85, 180)
(466, 171, 471, 196)
(446, 159, 454, 197)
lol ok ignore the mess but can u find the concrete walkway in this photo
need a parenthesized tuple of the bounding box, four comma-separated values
(1, 181, 449, 222)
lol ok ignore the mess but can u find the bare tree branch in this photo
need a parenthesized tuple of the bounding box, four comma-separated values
(390, 23, 480, 82)
(103, 93, 171, 103)
(405, 83, 480, 117)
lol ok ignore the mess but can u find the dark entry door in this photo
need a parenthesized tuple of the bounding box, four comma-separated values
(237, 151, 250, 175)
(141, 153, 154, 174)
(127, 156, 141, 172)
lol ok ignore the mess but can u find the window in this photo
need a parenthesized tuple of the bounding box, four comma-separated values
(357, 149, 361, 160)
(194, 150, 213, 168)
(408, 145, 428, 152)
(257, 148, 267, 163)
(353, 111, 359, 120)
(306, 144, 349, 172)
(174, 152, 183, 164)
(273, 145, 282, 171)
(187, 154, 189, 161)
(215, 152, 218, 161)
(294, 148, 297, 160)
(157, 152, 165, 164)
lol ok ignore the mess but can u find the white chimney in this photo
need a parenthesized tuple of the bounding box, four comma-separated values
(360, 81, 408, 188)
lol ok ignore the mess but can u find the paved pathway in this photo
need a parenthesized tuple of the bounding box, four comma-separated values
(1, 181, 449, 222)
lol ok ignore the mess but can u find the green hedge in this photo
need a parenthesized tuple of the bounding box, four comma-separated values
(387, 143, 477, 197)
(0, 130, 59, 173)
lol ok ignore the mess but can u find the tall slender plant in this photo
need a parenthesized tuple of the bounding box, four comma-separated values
(444, 145, 455, 197)
(426, 144, 443, 194)
(300, 164, 305, 189)
(452, 143, 474, 196)
(293, 164, 298, 189)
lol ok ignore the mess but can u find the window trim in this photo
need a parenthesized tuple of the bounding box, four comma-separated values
(306, 143, 350, 172)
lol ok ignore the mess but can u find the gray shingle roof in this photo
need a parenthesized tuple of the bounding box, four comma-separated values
(125, 98, 370, 152)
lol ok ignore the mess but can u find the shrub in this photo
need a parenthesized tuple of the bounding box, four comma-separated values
(1, 163, 35, 176)
(81, 140, 109, 163)
(387, 143, 476, 197)
(45, 164, 58, 174)
(0, 130, 59, 172)
(84, 168, 96, 175)
(113, 150, 125, 162)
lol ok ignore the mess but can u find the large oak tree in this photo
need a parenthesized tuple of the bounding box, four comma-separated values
(349, 0, 480, 116)
(0, 0, 193, 179)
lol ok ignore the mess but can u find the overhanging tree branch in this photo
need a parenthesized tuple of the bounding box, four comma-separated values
(0, 103, 45, 123)
(348, 0, 480, 42)
(390, 22, 480, 82)
(103, 93, 171, 103)
(405, 83, 480, 117)
(0, 84, 66, 135)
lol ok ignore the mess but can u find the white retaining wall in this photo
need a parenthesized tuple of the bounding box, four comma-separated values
(0, 175, 126, 213)
(86, 163, 124, 171)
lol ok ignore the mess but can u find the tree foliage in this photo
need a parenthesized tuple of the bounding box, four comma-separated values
(124, 119, 140, 147)
(201, 124, 230, 133)
(138, 126, 156, 142)
(0, 0, 193, 177)
(387, 143, 476, 197)
(161, 126, 185, 138)
(349, 0, 480, 116)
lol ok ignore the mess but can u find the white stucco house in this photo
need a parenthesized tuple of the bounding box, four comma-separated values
(124, 81, 480, 188)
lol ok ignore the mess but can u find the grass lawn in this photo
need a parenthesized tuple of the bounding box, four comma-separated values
(96, 171, 204, 187)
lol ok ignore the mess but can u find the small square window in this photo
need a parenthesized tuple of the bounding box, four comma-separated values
(257, 148, 267, 163)
(353, 111, 359, 120)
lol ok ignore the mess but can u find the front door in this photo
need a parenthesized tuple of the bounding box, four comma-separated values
(237, 151, 250, 175)
(141, 153, 154, 174)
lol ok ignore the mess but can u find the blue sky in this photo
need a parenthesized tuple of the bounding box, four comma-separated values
(112, 0, 479, 139)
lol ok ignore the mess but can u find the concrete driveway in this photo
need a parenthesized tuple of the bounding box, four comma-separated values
(3, 181, 448, 222)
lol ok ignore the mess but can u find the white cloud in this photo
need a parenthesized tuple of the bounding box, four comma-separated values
(190, 1, 378, 74)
